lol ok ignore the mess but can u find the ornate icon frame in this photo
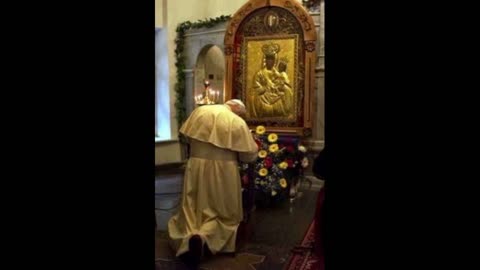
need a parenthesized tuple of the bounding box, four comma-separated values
(224, 0, 317, 136)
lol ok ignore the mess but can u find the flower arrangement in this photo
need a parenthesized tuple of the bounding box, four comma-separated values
(240, 125, 309, 201)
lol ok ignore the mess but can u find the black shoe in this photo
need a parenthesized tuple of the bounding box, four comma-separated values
(178, 253, 192, 269)
(188, 235, 203, 266)
(179, 252, 199, 270)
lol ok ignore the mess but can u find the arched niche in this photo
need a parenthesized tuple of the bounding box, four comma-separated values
(194, 45, 226, 104)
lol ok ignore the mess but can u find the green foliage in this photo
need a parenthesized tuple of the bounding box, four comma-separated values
(174, 15, 231, 128)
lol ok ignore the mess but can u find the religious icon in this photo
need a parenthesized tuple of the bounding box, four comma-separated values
(264, 10, 280, 32)
(244, 36, 298, 122)
(224, 0, 317, 135)
(266, 12, 278, 28)
(267, 14, 277, 27)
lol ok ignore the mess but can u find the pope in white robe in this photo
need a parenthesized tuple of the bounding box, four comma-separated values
(168, 99, 258, 259)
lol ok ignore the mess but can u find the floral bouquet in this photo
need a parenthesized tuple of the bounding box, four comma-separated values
(240, 125, 309, 203)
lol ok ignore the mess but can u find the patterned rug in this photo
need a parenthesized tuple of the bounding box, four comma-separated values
(284, 220, 323, 270)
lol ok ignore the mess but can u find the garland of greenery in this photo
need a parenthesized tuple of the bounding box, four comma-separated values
(174, 15, 231, 129)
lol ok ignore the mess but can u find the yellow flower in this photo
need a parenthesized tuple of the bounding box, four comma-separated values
(259, 168, 268, 177)
(258, 150, 268, 158)
(280, 178, 287, 188)
(269, 144, 279, 153)
(267, 133, 278, 143)
(256, 125, 266, 135)
(279, 161, 288, 170)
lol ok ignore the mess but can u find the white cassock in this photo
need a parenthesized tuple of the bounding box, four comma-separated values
(168, 104, 258, 256)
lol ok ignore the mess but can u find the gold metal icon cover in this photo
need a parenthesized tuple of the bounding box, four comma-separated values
(243, 34, 299, 123)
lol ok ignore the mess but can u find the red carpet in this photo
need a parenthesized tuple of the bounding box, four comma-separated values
(285, 220, 324, 270)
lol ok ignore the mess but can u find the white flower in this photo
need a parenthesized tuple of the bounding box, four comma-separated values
(301, 157, 309, 168)
(298, 145, 307, 153)
(271, 190, 277, 196)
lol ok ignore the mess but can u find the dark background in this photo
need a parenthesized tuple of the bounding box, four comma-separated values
(2, 1, 479, 269)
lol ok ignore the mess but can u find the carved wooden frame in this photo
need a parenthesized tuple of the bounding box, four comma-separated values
(224, 0, 317, 136)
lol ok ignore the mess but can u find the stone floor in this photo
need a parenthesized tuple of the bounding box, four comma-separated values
(155, 170, 322, 270)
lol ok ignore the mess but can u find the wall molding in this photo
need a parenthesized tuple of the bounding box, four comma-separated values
(155, 161, 186, 175)
(304, 139, 325, 152)
(184, 28, 226, 37)
(155, 138, 179, 145)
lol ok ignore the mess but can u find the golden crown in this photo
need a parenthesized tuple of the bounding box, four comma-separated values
(278, 56, 289, 64)
(262, 42, 280, 57)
